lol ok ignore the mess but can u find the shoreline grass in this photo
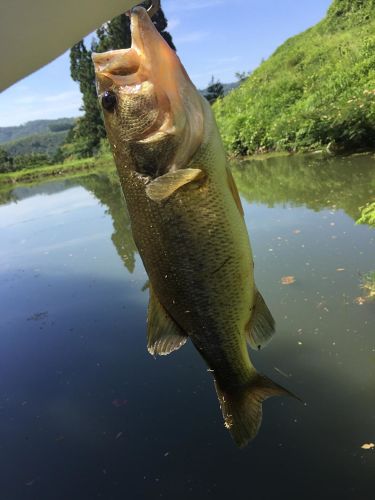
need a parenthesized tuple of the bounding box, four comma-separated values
(0, 153, 115, 185)
(2, 148, 375, 188)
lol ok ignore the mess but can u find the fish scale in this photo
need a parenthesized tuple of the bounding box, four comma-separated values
(93, 5, 292, 447)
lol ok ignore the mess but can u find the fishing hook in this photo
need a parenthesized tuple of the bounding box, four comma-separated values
(126, 0, 160, 18)
(146, 0, 160, 18)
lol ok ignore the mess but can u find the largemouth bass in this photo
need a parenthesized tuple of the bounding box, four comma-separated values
(93, 6, 291, 446)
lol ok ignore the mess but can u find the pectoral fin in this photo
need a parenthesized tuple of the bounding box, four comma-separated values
(226, 166, 244, 217)
(146, 168, 205, 202)
(246, 290, 275, 350)
(147, 287, 188, 356)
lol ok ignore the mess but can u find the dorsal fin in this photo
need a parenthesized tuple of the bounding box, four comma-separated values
(245, 289, 275, 350)
(147, 287, 188, 356)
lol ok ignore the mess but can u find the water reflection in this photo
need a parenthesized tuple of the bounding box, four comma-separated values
(78, 171, 137, 273)
(231, 154, 375, 221)
(0, 170, 137, 273)
(0, 156, 374, 499)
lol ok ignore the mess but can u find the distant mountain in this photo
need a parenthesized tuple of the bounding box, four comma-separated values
(199, 81, 240, 99)
(2, 131, 70, 157)
(0, 118, 75, 144)
(0, 118, 76, 157)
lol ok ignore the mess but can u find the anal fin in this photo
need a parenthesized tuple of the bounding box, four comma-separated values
(246, 289, 275, 350)
(147, 287, 188, 356)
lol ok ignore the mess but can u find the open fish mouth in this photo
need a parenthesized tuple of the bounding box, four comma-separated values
(92, 6, 205, 168)
(92, 8, 151, 89)
(92, 7, 181, 142)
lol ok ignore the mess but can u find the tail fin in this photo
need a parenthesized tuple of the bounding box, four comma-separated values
(214, 374, 294, 447)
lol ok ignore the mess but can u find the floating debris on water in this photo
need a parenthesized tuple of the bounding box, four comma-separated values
(281, 276, 296, 285)
(361, 443, 374, 450)
(27, 311, 48, 321)
(274, 367, 290, 378)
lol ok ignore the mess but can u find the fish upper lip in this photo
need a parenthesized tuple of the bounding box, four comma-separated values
(130, 7, 147, 55)
(92, 7, 151, 88)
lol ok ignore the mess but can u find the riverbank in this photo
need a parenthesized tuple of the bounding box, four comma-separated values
(0, 153, 114, 185)
(214, 1, 375, 156)
(2, 148, 375, 188)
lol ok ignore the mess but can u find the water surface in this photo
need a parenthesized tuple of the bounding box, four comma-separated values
(0, 155, 374, 499)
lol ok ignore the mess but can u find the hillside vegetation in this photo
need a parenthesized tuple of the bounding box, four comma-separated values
(0, 118, 75, 144)
(3, 130, 69, 157)
(214, 0, 375, 155)
(0, 118, 76, 171)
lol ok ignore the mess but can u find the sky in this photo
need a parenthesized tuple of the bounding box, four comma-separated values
(0, 0, 332, 127)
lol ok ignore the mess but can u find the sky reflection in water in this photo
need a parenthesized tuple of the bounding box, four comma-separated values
(0, 154, 374, 499)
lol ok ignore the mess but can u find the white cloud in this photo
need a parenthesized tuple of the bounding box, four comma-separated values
(0, 90, 82, 126)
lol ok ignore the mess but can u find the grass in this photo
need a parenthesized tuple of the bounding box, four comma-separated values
(213, 0, 375, 155)
(0, 153, 114, 185)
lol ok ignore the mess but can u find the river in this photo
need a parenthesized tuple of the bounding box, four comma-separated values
(0, 154, 374, 499)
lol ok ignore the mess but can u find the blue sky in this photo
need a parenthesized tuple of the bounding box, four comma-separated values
(0, 0, 331, 127)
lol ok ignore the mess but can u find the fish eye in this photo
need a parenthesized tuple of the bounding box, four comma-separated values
(101, 91, 117, 112)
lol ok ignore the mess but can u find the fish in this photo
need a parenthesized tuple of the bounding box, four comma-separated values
(92, 6, 292, 447)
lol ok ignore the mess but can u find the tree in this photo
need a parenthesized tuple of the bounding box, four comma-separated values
(205, 76, 224, 105)
(235, 71, 251, 83)
(69, 41, 106, 157)
(66, 2, 175, 158)
(0, 147, 14, 173)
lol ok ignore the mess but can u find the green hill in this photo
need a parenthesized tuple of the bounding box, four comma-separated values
(214, 0, 375, 155)
(2, 130, 69, 157)
(0, 118, 75, 144)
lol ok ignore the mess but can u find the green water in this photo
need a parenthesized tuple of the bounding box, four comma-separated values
(0, 154, 374, 499)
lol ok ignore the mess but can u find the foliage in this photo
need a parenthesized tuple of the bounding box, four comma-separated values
(0, 156, 109, 184)
(231, 153, 375, 223)
(0, 118, 75, 144)
(356, 201, 375, 227)
(359, 271, 375, 301)
(69, 41, 104, 158)
(2, 131, 68, 157)
(0, 147, 14, 173)
(214, 0, 375, 155)
(235, 71, 251, 83)
(205, 76, 224, 104)
(325, 0, 375, 30)
(48, 120, 74, 132)
(66, 2, 175, 159)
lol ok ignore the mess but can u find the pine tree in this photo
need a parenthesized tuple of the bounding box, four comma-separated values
(205, 76, 224, 105)
(67, 3, 175, 158)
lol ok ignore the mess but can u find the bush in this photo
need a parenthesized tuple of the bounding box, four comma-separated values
(213, 2, 375, 155)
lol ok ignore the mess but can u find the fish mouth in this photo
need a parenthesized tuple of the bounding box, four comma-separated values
(93, 6, 205, 167)
(93, 7, 178, 140)
(92, 7, 171, 94)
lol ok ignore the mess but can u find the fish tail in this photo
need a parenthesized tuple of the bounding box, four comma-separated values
(214, 374, 295, 447)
